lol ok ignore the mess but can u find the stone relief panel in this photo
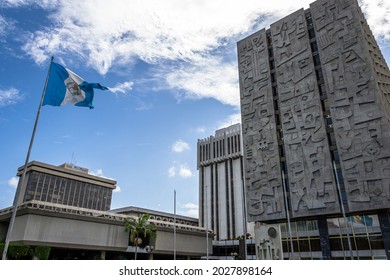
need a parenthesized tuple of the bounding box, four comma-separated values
(358, 5, 390, 122)
(238, 29, 286, 222)
(271, 9, 339, 218)
(311, 0, 390, 212)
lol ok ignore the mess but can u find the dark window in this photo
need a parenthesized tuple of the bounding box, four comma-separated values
(308, 28, 315, 39)
(309, 238, 321, 251)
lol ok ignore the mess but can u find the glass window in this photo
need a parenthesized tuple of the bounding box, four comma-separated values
(369, 235, 385, 250)
(299, 239, 311, 252)
(354, 235, 370, 250)
(309, 238, 321, 251)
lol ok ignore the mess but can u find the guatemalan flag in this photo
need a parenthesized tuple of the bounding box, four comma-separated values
(43, 62, 108, 109)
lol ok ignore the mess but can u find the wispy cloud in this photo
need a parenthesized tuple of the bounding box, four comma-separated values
(90, 169, 115, 180)
(179, 202, 198, 218)
(4, 0, 390, 106)
(217, 113, 242, 129)
(8, 177, 19, 188)
(178, 165, 193, 178)
(12, 0, 310, 107)
(168, 162, 193, 178)
(90, 168, 120, 192)
(359, 0, 390, 41)
(0, 88, 23, 107)
(108, 80, 134, 94)
(113, 185, 121, 193)
(2, 0, 59, 8)
(0, 16, 8, 37)
(165, 58, 240, 106)
(168, 166, 176, 178)
(195, 127, 206, 134)
(172, 139, 190, 153)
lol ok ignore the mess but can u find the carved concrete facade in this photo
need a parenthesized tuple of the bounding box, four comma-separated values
(238, 0, 390, 223)
(311, 0, 390, 212)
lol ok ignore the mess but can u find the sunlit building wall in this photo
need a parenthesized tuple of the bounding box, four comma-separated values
(197, 124, 246, 241)
(238, 0, 390, 259)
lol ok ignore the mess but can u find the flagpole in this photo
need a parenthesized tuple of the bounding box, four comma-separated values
(2, 57, 54, 260)
(205, 185, 209, 260)
(281, 170, 294, 259)
(333, 161, 354, 260)
(173, 189, 177, 260)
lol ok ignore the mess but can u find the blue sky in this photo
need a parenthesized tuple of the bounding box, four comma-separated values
(1, 0, 389, 218)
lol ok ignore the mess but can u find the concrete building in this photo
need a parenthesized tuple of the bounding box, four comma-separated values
(238, 0, 390, 259)
(111, 206, 209, 259)
(197, 124, 246, 241)
(0, 161, 212, 260)
(15, 161, 116, 210)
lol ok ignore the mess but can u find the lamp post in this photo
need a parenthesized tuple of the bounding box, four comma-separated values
(173, 190, 177, 260)
(205, 185, 209, 260)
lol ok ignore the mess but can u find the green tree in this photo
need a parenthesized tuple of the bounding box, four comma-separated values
(124, 213, 156, 260)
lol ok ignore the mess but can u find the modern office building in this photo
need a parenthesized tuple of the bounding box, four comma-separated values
(0, 161, 211, 259)
(15, 161, 116, 211)
(238, 0, 390, 259)
(197, 124, 247, 241)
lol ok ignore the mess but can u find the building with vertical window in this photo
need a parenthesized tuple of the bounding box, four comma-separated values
(16, 161, 116, 211)
(197, 124, 248, 241)
(238, 0, 390, 259)
(0, 161, 212, 259)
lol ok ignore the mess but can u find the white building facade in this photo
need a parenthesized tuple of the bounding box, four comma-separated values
(197, 124, 247, 241)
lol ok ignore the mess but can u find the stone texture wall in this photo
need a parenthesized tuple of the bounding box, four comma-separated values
(238, 0, 390, 223)
(311, 0, 390, 212)
(270, 8, 339, 218)
(238, 29, 286, 222)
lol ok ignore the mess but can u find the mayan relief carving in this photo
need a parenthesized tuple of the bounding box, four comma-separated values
(238, 29, 286, 222)
(271, 9, 339, 218)
(311, 0, 390, 212)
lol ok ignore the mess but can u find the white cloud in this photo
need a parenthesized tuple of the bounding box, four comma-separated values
(172, 139, 190, 153)
(217, 113, 242, 129)
(109, 80, 134, 94)
(90, 169, 115, 180)
(168, 163, 193, 178)
(17, 0, 314, 106)
(178, 165, 193, 178)
(2, 0, 59, 8)
(90, 169, 104, 177)
(7, 0, 390, 107)
(165, 58, 240, 106)
(90, 169, 119, 191)
(195, 127, 206, 134)
(0, 16, 8, 37)
(0, 88, 23, 107)
(359, 0, 390, 41)
(8, 177, 19, 188)
(168, 166, 176, 177)
(179, 202, 198, 218)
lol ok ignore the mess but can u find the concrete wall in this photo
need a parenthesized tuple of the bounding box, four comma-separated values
(154, 228, 212, 256)
(270, 8, 339, 218)
(10, 213, 128, 251)
(237, 29, 286, 222)
(238, 0, 390, 223)
(311, 0, 390, 213)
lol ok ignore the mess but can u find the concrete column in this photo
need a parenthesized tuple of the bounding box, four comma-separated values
(100, 250, 106, 260)
(378, 211, 390, 260)
(317, 218, 332, 260)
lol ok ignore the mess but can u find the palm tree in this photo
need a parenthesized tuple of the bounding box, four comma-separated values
(124, 213, 156, 260)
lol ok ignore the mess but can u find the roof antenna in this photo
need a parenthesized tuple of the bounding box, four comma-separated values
(71, 152, 76, 167)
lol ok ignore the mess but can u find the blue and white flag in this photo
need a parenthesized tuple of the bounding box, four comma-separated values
(43, 62, 108, 109)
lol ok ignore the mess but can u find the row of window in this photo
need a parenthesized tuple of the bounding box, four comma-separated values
(24, 171, 112, 211)
(280, 215, 386, 259)
(199, 134, 241, 163)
